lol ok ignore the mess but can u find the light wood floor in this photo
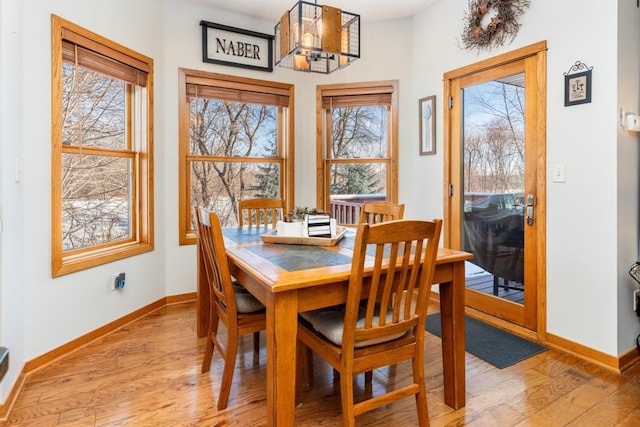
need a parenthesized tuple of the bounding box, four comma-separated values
(5, 301, 640, 426)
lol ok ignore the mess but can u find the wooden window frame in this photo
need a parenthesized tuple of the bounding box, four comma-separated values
(178, 68, 295, 245)
(315, 81, 399, 211)
(51, 15, 154, 277)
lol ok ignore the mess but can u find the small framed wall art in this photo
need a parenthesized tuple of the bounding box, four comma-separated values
(419, 95, 436, 155)
(564, 61, 593, 107)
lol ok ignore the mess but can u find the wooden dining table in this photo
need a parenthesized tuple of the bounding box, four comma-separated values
(196, 226, 472, 426)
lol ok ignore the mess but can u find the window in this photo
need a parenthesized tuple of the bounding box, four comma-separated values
(51, 15, 154, 277)
(178, 69, 294, 244)
(316, 81, 398, 222)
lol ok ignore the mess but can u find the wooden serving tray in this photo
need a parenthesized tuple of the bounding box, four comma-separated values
(261, 226, 348, 247)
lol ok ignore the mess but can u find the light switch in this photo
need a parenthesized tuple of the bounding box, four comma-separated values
(552, 163, 566, 183)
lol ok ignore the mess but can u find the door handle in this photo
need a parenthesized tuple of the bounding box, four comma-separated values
(526, 194, 534, 226)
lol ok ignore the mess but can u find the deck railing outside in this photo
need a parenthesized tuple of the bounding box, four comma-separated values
(329, 194, 385, 225)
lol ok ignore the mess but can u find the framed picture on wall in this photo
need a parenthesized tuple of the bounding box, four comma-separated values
(564, 61, 593, 107)
(419, 96, 436, 155)
(564, 70, 591, 106)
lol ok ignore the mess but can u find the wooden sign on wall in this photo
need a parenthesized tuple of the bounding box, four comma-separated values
(200, 21, 273, 72)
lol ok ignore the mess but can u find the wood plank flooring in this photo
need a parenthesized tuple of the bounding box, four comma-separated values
(5, 301, 640, 426)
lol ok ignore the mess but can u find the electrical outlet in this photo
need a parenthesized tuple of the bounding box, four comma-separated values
(112, 272, 126, 291)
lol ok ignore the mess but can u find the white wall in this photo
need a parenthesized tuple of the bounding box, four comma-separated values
(1, 0, 638, 403)
(543, 0, 619, 355)
(0, 0, 25, 400)
(617, 0, 640, 355)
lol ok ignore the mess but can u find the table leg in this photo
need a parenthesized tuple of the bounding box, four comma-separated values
(439, 260, 466, 409)
(266, 291, 298, 426)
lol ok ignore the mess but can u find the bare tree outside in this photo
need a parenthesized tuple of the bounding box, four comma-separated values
(463, 76, 525, 197)
(329, 106, 387, 197)
(61, 63, 131, 251)
(189, 98, 280, 228)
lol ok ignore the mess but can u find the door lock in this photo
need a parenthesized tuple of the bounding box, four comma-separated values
(526, 194, 534, 226)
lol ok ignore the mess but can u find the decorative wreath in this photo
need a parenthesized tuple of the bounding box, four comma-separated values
(461, 0, 530, 51)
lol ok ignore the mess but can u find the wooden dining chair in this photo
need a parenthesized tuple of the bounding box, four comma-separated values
(297, 219, 442, 426)
(195, 207, 266, 410)
(237, 198, 284, 228)
(359, 200, 405, 224)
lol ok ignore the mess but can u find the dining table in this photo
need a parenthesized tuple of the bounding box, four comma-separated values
(196, 226, 473, 426)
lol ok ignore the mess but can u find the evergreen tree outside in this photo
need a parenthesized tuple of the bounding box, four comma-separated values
(330, 163, 383, 195)
(251, 163, 281, 199)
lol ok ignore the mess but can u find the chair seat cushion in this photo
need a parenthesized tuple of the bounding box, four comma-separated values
(233, 283, 264, 313)
(300, 305, 406, 348)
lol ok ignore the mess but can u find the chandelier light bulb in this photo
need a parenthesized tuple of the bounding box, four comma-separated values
(302, 32, 314, 48)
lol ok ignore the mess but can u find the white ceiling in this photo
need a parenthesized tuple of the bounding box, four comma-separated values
(190, 0, 441, 23)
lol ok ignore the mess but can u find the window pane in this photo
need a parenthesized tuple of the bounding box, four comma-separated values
(330, 106, 387, 159)
(191, 161, 281, 228)
(329, 163, 387, 197)
(62, 153, 131, 250)
(62, 63, 127, 150)
(190, 98, 277, 158)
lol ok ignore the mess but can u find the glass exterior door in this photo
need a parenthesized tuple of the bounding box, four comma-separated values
(445, 45, 546, 331)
